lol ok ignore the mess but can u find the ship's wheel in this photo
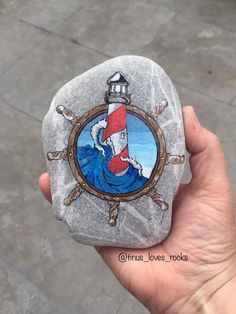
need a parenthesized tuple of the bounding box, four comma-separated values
(47, 99, 185, 226)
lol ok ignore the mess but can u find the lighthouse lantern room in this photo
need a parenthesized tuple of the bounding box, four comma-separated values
(105, 72, 130, 105)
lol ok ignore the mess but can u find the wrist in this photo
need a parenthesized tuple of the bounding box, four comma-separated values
(167, 257, 236, 314)
(209, 274, 236, 314)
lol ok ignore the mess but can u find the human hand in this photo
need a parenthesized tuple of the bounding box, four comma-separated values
(39, 106, 236, 314)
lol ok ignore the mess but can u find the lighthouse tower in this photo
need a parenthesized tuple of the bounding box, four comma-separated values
(102, 72, 130, 176)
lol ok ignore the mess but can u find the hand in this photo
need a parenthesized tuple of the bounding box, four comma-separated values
(39, 106, 236, 313)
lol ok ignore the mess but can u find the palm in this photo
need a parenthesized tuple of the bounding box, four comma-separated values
(39, 107, 236, 313)
(95, 108, 236, 313)
(98, 177, 235, 313)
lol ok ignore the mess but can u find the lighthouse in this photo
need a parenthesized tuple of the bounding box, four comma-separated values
(102, 72, 130, 176)
(91, 71, 143, 177)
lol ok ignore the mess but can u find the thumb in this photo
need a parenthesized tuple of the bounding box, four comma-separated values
(38, 172, 52, 203)
(183, 106, 233, 206)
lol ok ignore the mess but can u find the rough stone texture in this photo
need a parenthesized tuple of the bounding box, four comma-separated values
(0, 0, 87, 32)
(0, 260, 65, 314)
(1, 0, 236, 312)
(0, 32, 107, 121)
(155, 11, 236, 104)
(56, 0, 176, 56)
(42, 56, 186, 248)
(0, 13, 47, 74)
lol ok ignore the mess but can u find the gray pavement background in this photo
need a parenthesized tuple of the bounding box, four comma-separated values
(0, 1, 235, 313)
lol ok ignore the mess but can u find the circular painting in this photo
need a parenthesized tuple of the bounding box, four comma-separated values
(76, 111, 159, 195)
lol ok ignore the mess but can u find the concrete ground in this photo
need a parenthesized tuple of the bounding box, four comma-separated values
(0, 0, 236, 313)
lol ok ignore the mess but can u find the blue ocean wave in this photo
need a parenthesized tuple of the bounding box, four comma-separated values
(76, 144, 148, 194)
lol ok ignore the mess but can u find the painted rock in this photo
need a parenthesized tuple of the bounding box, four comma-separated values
(42, 55, 185, 248)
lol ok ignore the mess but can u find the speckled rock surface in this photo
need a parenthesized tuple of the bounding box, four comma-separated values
(42, 55, 186, 248)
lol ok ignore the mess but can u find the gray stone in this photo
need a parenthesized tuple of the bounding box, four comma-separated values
(176, 84, 224, 134)
(42, 55, 186, 248)
(0, 260, 65, 314)
(116, 293, 149, 314)
(0, 13, 47, 75)
(181, 0, 236, 33)
(144, 10, 236, 104)
(216, 104, 236, 201)
(232, 96, 236, 108)
(0, 33, 107, 121)
(176, 84, 236, 186)
(176, 84, 229, 184)
(56, 0, 176, 56)
(1, 0, 87, 32)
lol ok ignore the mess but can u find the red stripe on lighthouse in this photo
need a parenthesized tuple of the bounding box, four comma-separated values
(102, 104, 126, 142)
(108, 146, 129, 174)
